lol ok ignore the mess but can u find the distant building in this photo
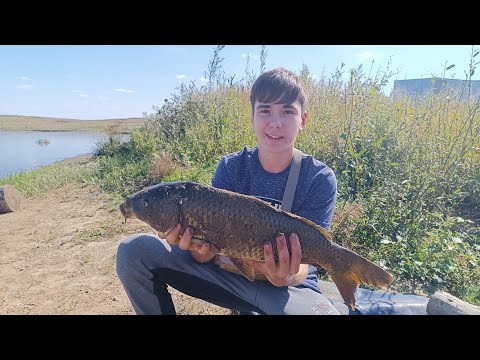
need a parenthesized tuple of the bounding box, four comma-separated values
(393, 78, 480, 100)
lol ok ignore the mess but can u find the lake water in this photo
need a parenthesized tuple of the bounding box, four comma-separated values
(0, 131, 127, 179)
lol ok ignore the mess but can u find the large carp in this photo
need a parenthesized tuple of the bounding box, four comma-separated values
(120, 181, 394, 310)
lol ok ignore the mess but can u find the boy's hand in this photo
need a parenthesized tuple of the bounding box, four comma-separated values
(243, 233, 302, 287)
(165, 223, 211, 255)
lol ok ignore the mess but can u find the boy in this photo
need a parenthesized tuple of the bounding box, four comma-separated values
(116, 67, 341, 315)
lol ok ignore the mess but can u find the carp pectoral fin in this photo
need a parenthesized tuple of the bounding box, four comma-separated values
(229, 257, 256, 282)
(191, 237, 221, 253)
(328, 271, 360, 311)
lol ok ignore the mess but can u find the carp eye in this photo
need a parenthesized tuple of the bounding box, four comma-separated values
(143, 199, 149, 207)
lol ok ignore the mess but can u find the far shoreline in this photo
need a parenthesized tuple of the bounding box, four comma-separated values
(0, 115, 146, 133)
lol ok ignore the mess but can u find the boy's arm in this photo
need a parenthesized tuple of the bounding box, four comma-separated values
(211, 157, 235, 191)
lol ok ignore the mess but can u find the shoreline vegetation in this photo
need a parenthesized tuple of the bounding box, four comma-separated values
(0, 115, 145, 133)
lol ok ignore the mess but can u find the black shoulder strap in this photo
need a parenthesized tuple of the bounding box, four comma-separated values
(281, 148, 303, 213)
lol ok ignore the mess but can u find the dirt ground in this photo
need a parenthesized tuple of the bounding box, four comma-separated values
(0, 179, 231, 315)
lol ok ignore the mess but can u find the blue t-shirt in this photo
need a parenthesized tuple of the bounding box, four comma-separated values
(211, 145, 337, 292)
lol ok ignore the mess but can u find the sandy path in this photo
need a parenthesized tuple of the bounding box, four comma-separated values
(0, 181, 230, 315)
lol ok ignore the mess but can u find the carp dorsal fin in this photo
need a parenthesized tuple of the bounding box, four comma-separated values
(287, 213, 333, 241)
(228, 257, 256, 282)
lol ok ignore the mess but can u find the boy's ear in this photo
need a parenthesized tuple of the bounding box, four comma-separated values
(300, 111, 307, 129)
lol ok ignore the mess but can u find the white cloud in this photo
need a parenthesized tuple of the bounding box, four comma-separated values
(176, 74, 187, 80)
(16, 84, 33, 91)
(356, 51, 375, 61)
(17, 76, 32, 81)
(199, 77, 209, 82)
(79, 93, 89, 98)
(114, 88, 134, 93)
(311, 74, 319, 80)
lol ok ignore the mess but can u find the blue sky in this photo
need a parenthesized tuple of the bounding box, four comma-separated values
(0, 45, 478, 120)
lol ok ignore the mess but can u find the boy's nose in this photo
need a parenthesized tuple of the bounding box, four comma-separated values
(268, 115, 283, 127)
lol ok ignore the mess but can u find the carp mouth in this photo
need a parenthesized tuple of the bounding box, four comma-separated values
(119, 199, 134, 223)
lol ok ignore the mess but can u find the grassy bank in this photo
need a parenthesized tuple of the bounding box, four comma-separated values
(0, 115, 145, 133)
(0, 156, 97, 198)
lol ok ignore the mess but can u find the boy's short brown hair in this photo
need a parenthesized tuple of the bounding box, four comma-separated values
(250, 67, 307, 114)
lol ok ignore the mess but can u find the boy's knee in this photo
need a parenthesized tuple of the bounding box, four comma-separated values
(116, 233, 160, 272)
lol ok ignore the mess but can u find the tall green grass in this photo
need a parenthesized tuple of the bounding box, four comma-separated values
(92, 46, 480, 304)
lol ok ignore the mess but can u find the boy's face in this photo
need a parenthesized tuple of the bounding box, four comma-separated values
(251, 99, 307, 154)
